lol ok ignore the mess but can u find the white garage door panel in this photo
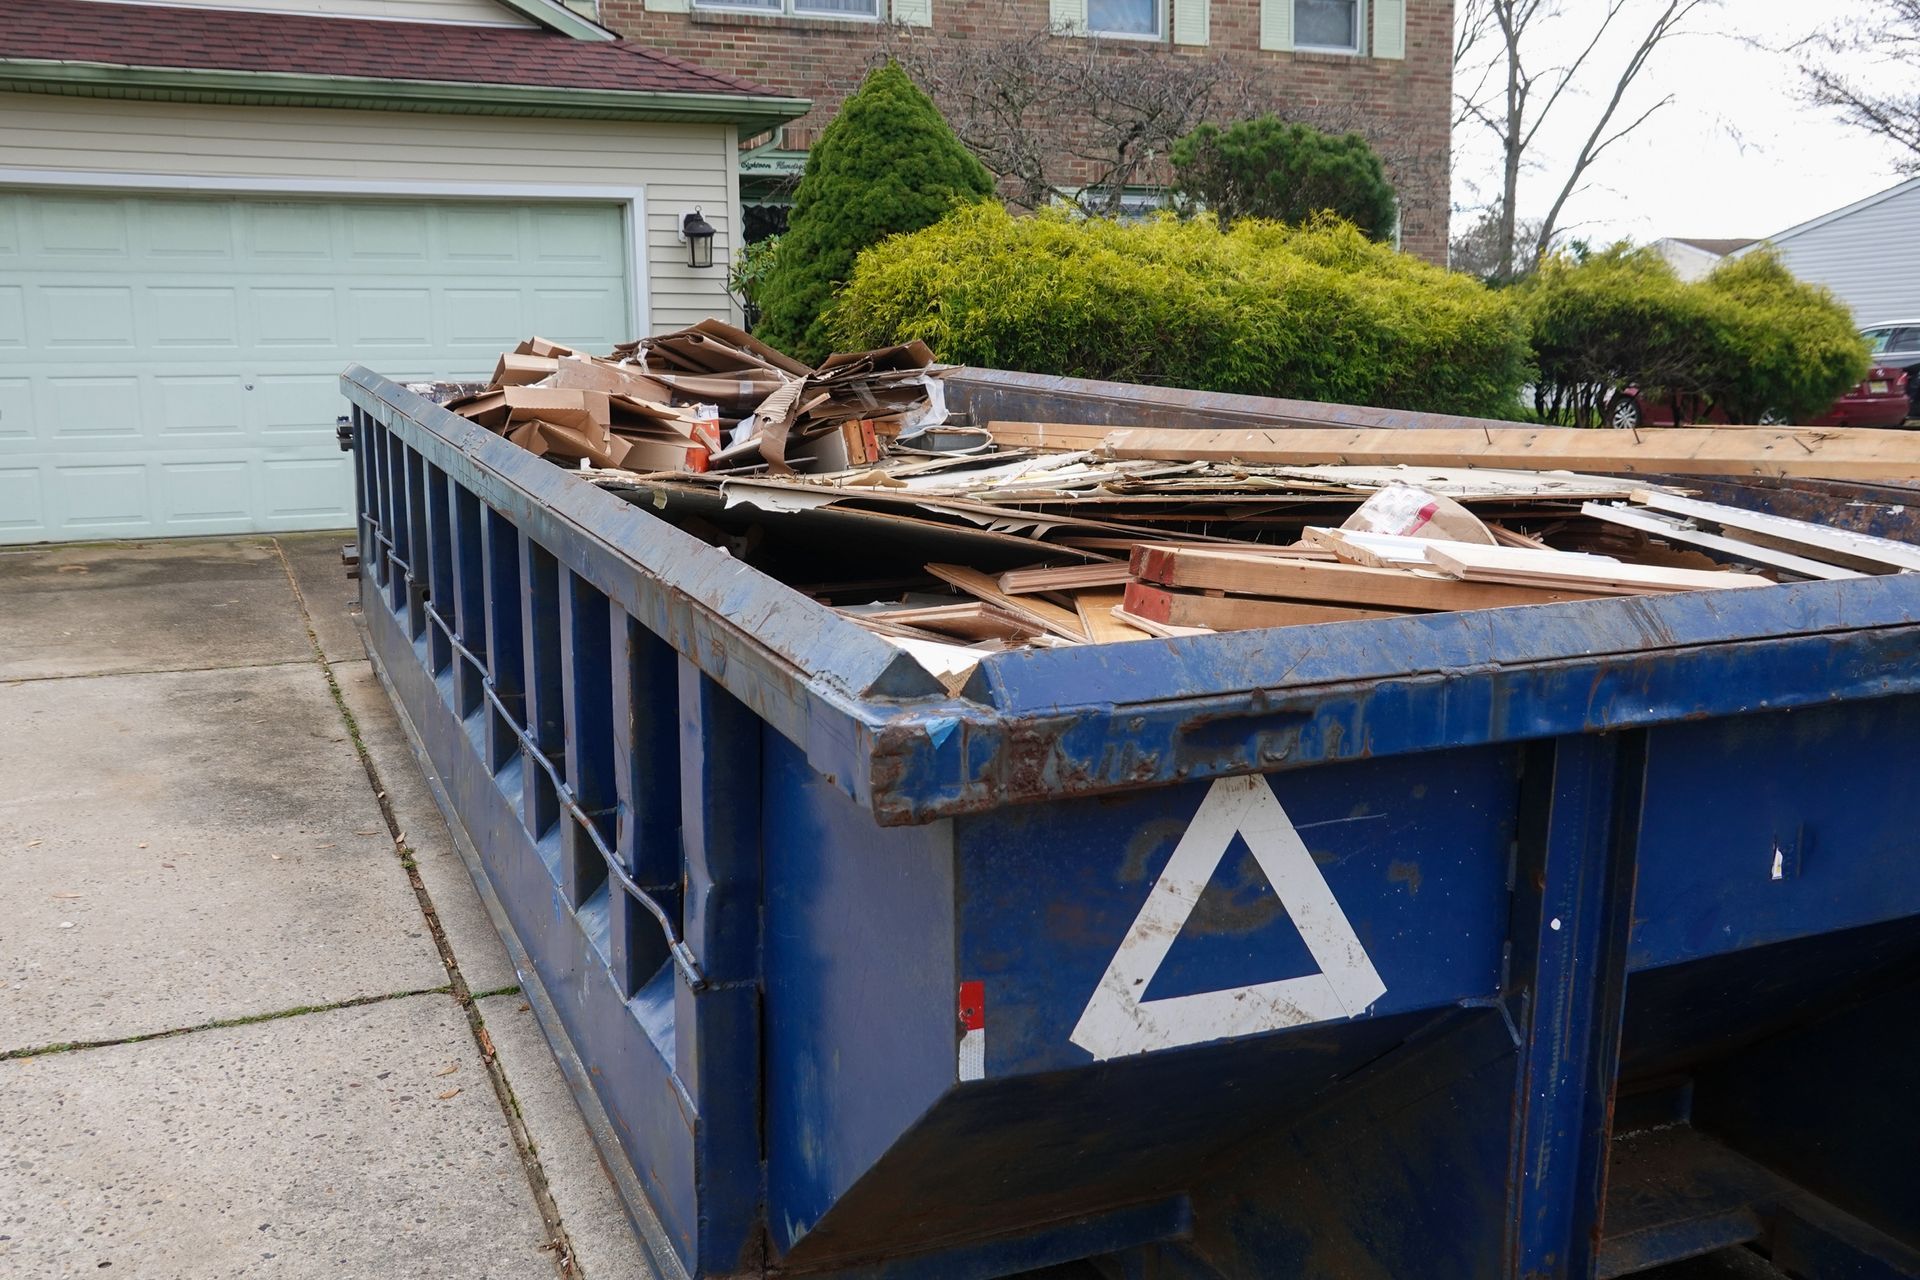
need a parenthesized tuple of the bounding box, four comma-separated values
(0, 190, 631, 542)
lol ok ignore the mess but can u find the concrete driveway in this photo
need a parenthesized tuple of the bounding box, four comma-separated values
(0, 534, 650, 1279)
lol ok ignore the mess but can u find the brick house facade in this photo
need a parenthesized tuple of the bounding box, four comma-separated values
(597, 0, 1453, 263)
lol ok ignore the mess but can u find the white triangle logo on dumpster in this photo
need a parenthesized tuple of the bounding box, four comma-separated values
(1070, 774, 1387, 1062)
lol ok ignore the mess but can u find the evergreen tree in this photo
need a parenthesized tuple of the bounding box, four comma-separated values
(1171, 117, 1397, 240)
(755, 63, 995, 364)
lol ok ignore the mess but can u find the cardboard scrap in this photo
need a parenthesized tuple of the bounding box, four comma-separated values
(449, 342, 715, 473)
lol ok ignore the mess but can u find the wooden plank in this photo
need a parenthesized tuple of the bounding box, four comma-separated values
(1422, 542, 1767, 594)
(1303, 527, 1441, 569)
(1630, 490, 1920, 573)
(999, 561, 1133, 595)
(1131, 546, 1620, 611)
(1123, 582, 1403, 631)
(926, 563, 1091, 641)
(1075, 589, 1155, 643)
(988, 421, 1124, 452)
(1581, 503, 1864, 582)
(1098, 425, 1920, 483)
(1062, 536, 1338, 560)
(1112, 607, 1214, 638)
(861, 601, 1048, 643)
(1488, 523, 1554, 551)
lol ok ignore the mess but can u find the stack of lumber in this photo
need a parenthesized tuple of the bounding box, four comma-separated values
(1118, 533, 1764, 634)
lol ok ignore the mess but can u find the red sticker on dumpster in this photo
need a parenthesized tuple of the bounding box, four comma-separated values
(958, 980, 985, 1031)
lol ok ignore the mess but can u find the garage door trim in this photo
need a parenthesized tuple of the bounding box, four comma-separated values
(0, 166, 651, 335)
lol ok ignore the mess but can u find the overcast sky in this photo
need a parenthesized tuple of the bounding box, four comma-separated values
(1450, 0, 1914, 246)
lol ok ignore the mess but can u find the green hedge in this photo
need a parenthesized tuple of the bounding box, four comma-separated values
(828, 204, 1532, 418)
(1523, 245, 1869, 425)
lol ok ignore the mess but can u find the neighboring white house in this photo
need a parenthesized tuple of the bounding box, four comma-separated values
(0, 0, 806, 544)
(1651, 237, 1758, 283)
(1734, 175, 1920, 327)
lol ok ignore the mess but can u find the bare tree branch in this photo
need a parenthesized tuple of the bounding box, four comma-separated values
(879, 7, 1257, 215)
(1454, 0, 1718, 279)
(1532, 0, 1707, 265)
(1798, 0, 1920, 173)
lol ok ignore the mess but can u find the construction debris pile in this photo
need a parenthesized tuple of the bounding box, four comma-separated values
(441, 323, 945, 476)
(434, 328, 1920, 687)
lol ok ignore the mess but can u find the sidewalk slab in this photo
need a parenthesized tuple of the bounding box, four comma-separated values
(0, 993, 555, 1279)
(333, 658, 520, 998)
(0, 539, 312, 681)
(0, 663, 445, 1052)
(480, 994, 653, 1280)
(275, 531, 364, 666)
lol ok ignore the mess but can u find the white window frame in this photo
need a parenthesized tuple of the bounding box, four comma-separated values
(1085, 0, 1165, 41)
(1293, 0, 1364, 55)
(692, 0, 881, 19)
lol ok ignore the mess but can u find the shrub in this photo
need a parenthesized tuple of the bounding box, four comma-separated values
(1695, 252, 1871, 423)
(1171, 117, 1398, 240)
(1523, 245, 1869, 425)
(728, 235, 781, 331)
(1522, 245, 1711, 426)
(827, 204, 1531, 417)
(754, 63, 996, 365)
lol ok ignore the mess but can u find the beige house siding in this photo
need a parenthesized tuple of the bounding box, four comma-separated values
(0, 93, 738, 334)
(89, 0, 539, 27)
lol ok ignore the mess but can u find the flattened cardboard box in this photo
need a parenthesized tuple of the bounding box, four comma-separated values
(493, 352, 560, 387)
(502, 388, 624, 469)
(551, 355, 673, 404)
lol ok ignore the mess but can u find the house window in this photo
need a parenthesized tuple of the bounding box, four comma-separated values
(695, 0, 879, 17)
(1295, 0, 1360, 52)
(1088, 0, 1161, 38)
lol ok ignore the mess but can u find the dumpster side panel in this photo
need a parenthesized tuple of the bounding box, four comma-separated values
(957, 749, 1519, 1076)
(363, 587, 705, 1263)
(762, 731, 958, 1258)
(1631, 698, 1920, 971)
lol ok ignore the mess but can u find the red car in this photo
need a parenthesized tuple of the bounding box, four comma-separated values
(1609, 364, 1912, 429)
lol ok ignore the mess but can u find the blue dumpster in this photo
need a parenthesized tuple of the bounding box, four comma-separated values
(342, 364, 1920, 1280)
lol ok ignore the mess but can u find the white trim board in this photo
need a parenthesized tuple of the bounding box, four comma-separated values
(0, 166, 651, 337)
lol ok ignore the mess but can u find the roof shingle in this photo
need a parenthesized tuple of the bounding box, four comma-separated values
(0, 0, 781, 99)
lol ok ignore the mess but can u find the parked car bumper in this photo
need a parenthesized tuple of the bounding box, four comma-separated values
(1809, 389, 1911, 429)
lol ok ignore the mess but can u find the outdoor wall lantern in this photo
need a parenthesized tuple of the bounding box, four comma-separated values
(679, 209, 717, 269)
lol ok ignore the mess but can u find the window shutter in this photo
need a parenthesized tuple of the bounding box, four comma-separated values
(1259, 0, 1293, 50)
(1173, 0, 1209, 45)
(1372, 0, 1405, 57)
(1050, 0, 1086, 33)
(892, 0, 932, 24)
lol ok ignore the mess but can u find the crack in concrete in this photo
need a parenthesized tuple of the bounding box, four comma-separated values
(0, 986, 454, 1062)
(271, 537, 583, 1279)
(2, 657, 318, 685)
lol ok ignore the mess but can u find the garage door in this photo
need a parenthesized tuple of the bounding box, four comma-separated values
(0, 190, 632, 543)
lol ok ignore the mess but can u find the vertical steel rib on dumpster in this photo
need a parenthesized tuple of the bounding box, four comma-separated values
(343, 366, 1920, 1280)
